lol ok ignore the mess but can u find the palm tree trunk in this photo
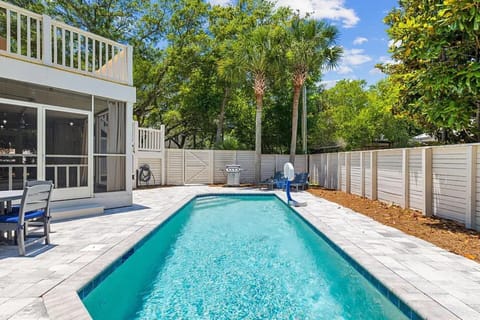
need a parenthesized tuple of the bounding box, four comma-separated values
(255, 93, 263, 184)
(289, 84, 302, 164)
(215, 87, 231, 146)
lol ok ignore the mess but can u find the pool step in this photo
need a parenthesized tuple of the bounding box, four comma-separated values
(194, 197, 240, 210)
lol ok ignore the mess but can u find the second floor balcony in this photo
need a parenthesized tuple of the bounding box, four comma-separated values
(0, 1, 133, 85)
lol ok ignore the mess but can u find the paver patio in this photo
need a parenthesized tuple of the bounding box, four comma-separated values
(0, 186, 479, 319)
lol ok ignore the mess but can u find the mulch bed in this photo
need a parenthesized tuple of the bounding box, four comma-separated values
(308, 187, 480, 263)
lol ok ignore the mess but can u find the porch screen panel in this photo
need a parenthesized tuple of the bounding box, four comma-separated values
(0, 104, 37, 190)
(45, 110, 88, 189)
(94, 99, 126, 193)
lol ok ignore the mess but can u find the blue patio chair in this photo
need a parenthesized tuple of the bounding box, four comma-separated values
(290, 172, 309, 192)
(259, 171, 285, 190)
(0, 181, 53, 256)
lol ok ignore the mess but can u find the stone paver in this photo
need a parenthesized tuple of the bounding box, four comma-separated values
(0, 186, 479, 319)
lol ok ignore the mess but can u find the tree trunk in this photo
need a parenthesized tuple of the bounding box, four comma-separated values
(289, 84, 302, 164)
(215, 87, 231, 146)
(255, 93, 263, 184)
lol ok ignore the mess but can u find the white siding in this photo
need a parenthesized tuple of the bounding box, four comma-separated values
(350, 152, 361, 196)
(377, 150, 403, 205)
(275, 155, 290, 175)
(327, 153, 338, 189)
(432, 147, 467, 223)
(214, 151, 236, 184)
(476, 148, 480, 228)
(340, 153, 346, 192)
(236, 151, 255, 184)
(261, 155, 276, 181)
(364, 152, 371, 198)
(166, 149, 184, 185)
(409, 149, 423, 211)
(309, 154, 321, 186)
(136, 157, 162, 186)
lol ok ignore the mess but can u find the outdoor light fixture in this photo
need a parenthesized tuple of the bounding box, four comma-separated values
(69, 121, 74, 126)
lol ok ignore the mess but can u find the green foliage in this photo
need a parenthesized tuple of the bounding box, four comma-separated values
(316, 79, 416, 150)
(383, 0, 480, 142)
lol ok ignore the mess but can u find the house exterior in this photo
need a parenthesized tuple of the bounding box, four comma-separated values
(0, 1, 136, 213)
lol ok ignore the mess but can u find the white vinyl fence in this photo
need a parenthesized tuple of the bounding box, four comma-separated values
(309, 144, 480, 231)
(134, 148, 308, 186)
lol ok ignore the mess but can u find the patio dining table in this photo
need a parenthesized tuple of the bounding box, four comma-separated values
(0, 190, 23, 214)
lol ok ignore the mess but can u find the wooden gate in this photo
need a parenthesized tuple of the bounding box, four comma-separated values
(184, 150, 213, 184)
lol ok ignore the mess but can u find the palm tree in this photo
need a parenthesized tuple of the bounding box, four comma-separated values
(287, 15, 342, 163)
(236, 25, 282, 183)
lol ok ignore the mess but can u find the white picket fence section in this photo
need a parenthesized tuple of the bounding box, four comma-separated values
(0, 1, 132, 84)
(309, 144, 480, 231)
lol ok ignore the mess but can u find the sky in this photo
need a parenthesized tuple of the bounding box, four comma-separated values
(208, 0, 399, 88)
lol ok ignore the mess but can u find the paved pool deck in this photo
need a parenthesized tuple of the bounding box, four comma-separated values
(0, 186, 479, 319)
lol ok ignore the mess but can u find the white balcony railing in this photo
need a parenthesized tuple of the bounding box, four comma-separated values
(133, 122, 165, 153)
(0, 1, 132, 85)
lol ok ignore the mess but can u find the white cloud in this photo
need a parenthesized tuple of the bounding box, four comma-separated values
(353, 37, 368, 45)
(320, 79, 340, 89)
(378, 55, 399, 65)
(369, 68, 382, 75)
(207, 0, 232, 5)
(274, 0, 359, 28)
(342, 49, 372, 65)
(336, 65, 353, 74)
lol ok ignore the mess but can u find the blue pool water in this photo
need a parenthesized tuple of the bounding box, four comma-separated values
(81, 195, 413, 319)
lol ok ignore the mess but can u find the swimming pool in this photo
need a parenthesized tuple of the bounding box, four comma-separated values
(80, 194, 419, 319)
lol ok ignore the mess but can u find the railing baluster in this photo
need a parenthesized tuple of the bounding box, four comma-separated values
(105, 42, 108, 77)
(77, 33, 81, 71)
(92, 39, 96, 71)
(53, 25, 57, 64)
(66, 165, 69, 188)
(99, 41, 102, 71)
(8, 167, 12, 190)
(6, 9, 12, 52)
(27, 16, 31, 57)
(77, 166, 80, 187)
(85, 37, 89, 71)
(36, 18, 40, 59)
(111, 44, 115, 79)
(61, 27, 65, 65)
(16, 13, 21, 55)
(70, 31, 74, 67)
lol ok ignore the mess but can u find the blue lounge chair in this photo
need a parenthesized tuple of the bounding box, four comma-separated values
(259, 171, 285, 190)
(290, 172, 308, 192)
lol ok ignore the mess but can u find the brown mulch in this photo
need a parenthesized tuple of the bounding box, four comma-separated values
(308, 187, 480, 263)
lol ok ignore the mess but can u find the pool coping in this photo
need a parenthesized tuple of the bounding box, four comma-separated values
(41, 188, 477, 319)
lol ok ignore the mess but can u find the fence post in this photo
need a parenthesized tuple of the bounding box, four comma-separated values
(161, 125, 165, 185)
(325, 154, 330, 188)
(370, 151, 377, 200)
(466, 145, 477, 229)
(402, 149, 410, 208)
(209, 150, 214, 184)
(42, 15, 52, 65)
(360, 151, 365, 197)
(182, 149, 186, 185)
(345, 152, 351, 194)
(337, 153, 342, 191)
(422, 147, 433, 216)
